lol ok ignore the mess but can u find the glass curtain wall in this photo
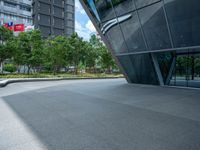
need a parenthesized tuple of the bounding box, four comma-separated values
(82, 0, 200, 88)
(170, 50, 200, 88)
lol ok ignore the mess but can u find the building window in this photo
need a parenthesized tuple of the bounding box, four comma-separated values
(20, 5, 31, 12)
(4, 1, 17, 8)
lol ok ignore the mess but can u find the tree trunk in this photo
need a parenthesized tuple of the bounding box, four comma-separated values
(74, 63, 78, 75)
(27, 66, 31, 75)
(17, 65, 20, 73)
(0, 61, 3, 74)
(191, 56, 195, 80)
(53, 66, 56, 75)
(24, 66, 26, 74)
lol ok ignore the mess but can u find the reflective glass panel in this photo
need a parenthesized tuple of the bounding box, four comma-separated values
(118, 54, 159, 85)
(86, 0, 101, 21)
(84, 0, 115, 23)
(111, 0, 136, 16)
(135, 0, 161, 9)
(138, 2, 172, 50)
(188, 53, 200, 88)
(94, 0, 115, 22)
(117, 55, 137, 83)
(104, 23, 128, 54)
(120, 11, 146, 52)
(157, 52, 173, 83)
(169, 49, 200, 88)
(164, 0, 200, 47)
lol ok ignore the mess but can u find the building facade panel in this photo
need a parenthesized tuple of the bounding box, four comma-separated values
(120, 11, 146, 53)
(94, 1, 115, 23)
(104, 23, 128, 54)
(135, 0, 161, 9)
(118, 54, 159, 85)
(164, 0, 200, 48)
(138, 1, 172, 50)
(111, 0, 136, 17)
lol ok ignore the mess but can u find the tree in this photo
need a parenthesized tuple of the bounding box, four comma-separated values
(89, 34, 102, 48)
(89, 34, 116, 73)
(0, 26, 13, 44)
(44, 35, 69, 74)
(67, 33, 85, 74)
(99, 45, 116, 73)
(84, 42, 97, 72)
(195, 57, 200, 77)
(29, 30, 44, 72)
(0, 26, 14, 73)
(14, 30, 44, 74)
(14, 31, 32, 74)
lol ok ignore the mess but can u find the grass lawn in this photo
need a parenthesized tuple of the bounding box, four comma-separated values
(0, 73, 124, 79)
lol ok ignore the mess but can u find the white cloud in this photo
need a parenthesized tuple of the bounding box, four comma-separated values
(75, 20, 96, 40)
(75, 20, 90, 40)
(86, 20, 96, 33)
(75, 0, 86, 15)
(74, 0, 96, 40)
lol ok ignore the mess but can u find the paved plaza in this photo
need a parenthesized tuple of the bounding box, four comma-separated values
(0, 79, 200, 150)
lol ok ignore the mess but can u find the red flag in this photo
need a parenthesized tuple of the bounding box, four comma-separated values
(14, 24, 24, 31)
(4, 23, 14, 30)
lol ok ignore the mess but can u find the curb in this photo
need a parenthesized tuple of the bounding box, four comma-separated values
(0, 77, 124, 88)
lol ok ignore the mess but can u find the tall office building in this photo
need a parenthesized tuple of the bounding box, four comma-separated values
(32, 0, 75, 37)
(81, 0, 200, 88)
(0, 0, 32, 27)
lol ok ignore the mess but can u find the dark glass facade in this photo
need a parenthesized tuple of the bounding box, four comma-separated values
(81, 0, 200, 88)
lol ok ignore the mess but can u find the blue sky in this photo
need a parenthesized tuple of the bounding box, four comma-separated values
(75, 0, 96, 40)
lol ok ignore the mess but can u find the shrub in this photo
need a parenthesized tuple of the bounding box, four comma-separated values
(3, 64, 17, 73)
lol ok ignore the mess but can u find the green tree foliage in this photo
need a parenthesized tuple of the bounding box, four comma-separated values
(44, 36, 69, 74)
(29, 30, 44, 72)
(99, 45, 116, 73)
(195, 57, 200, 76)
(67, 33, 86, 74)
(14, 30, 44, 74)
(3, 63, 17, 73)
(0, 26, 14, 73)
(89, 34, 116, 73)
(0, 28, 118, 75)
(0, 26, 13, 43)
(14, 31, 32, 74)
(89, 34, 102, 48)
(84, 41, 97, 72)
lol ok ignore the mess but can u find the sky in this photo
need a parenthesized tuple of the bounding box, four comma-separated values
(75, 0, 96, 40)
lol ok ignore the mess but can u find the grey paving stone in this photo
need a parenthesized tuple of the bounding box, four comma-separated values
(0, 79, 200, 150)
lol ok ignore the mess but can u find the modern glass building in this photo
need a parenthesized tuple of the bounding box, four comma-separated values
(81, 0, 200, 88)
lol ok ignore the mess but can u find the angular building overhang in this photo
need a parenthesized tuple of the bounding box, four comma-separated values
(80, 0, 200, 88)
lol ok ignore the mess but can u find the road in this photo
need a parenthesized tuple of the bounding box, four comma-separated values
(0, 79, 200, 150)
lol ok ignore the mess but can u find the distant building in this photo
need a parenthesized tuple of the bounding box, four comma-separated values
(0, 0, 32, 27)
(32, 0, 75, 37)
